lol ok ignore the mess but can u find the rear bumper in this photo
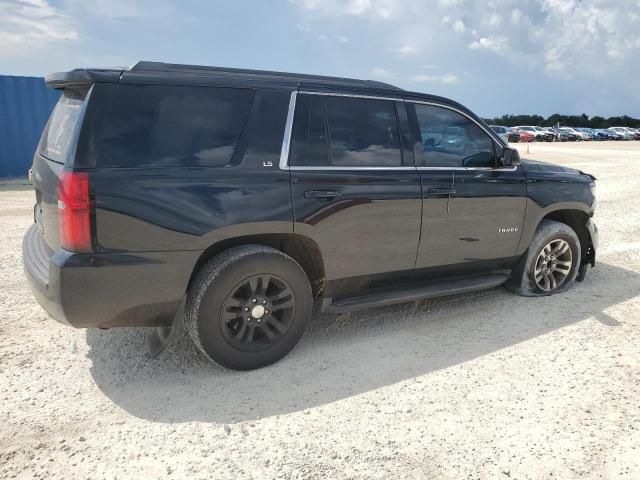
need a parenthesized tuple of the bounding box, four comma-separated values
(22, 224, 198, 328)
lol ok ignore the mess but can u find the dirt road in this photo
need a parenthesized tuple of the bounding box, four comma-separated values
(1, 141, 639, 479)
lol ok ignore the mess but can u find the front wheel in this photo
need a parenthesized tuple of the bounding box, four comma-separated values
(508, 220, 581, 296)
(184, 245, 313, 370)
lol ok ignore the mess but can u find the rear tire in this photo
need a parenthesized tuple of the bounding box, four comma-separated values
(184, 245, 313, 370)
(508, 220, 581, 297)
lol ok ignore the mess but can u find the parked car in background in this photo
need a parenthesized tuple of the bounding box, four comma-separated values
(574, 128, 594, 141)
(540, 127, 559, 142)
(515, 126, 553, 142)
(516, 128, 535, 142)
(605, 129, 624, 140)
(618, 127, 640, 140)
(550, 128, 570, 142)
(490, 125, 520, 143)
(608, 127, 634, 140)
(508, 127, 522, 142)
(490, 125, 510, 143)
(533, 126, 556, 142)
(589, 129, 609, 141)
(558, 127, 583, 141)
(555, 127, 578, 141)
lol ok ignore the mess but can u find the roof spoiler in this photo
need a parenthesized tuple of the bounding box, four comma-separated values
(45, 68, 123, 89)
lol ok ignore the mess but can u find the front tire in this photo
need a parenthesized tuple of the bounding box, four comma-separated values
(184, 245, 313, 370)
(508, 220, 581, 297)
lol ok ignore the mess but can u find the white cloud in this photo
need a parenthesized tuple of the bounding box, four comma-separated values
(290, 0, 381, 18)
(0, 0, 78, 57)
(451, 19, 466, 33)
(468, 36, 509, 55)
(410, 73, 461, 84)
(389, 45, 418, 55)
(292, 0, 640, 81)
(370, 67, 395, 79)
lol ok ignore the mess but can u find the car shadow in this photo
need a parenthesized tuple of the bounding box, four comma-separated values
(86, 262, 640, 424)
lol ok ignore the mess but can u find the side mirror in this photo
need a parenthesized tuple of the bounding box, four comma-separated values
(501, 147, 521, 167)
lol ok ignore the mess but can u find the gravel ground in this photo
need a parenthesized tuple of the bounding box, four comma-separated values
(1, 141, 639, 479)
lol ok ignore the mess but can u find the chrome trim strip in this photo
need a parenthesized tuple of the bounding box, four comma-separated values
(289, 166, 416, 171)
(299, 91, 403, 102)
(279, 91, 298, 170)
(417, 166, 519, 172)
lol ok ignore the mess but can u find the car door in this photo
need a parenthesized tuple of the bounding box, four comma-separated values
(285, 92, 422, 282)
(408, 101, 527, 276)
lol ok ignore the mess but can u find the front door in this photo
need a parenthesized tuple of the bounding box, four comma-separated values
(409, 102, 527, 275)
(286, 92, 422, 282)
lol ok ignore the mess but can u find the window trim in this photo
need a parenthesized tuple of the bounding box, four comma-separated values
(279, 91, 517, 172)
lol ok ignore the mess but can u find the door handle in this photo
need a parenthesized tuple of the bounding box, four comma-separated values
(426, 187, 456, 196)
(304, 190, 339, 200)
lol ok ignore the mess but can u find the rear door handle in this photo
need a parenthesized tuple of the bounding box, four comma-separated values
(304, 190, 339, 200)
(426, 187, 456, 196)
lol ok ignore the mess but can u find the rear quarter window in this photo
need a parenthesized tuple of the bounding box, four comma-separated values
(38, 88, 89, 164)
(84, 84, 254, 168)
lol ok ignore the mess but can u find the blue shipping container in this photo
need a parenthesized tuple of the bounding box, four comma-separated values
(0, 75, 60, 179)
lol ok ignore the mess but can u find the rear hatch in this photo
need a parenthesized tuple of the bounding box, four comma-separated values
(31, 86, 90, 252)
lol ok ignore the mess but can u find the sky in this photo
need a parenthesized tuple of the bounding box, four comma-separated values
(1, 0, 639, 118)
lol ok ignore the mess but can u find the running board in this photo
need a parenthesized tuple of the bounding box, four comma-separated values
(322, 274, 509, 314)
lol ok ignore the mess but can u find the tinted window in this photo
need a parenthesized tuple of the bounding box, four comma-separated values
(38, 88, 89, 164)
(87, 84, 254, 168)
(289, 94, 329, 166)
(414, 104, 495, 168)
(290, 95, 402, 167)
(324, 96, 401, 167)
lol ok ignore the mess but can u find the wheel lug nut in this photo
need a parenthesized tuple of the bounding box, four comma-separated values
(244, 307, 249, 312)
(247, 317, 251, 322)
(265, 309, 269, 314)
(262, 300, 267, 305)
(257, 319, 261, 323)
(252, 298, 257, 303)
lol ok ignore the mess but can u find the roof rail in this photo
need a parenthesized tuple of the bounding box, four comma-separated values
(128, 61, 402, 90)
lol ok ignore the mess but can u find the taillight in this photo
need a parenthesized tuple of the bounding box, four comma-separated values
(58, 171, 92, 252)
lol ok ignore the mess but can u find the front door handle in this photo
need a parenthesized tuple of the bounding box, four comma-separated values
(426, 187, 456, 196)
(304, 190, 339, 200)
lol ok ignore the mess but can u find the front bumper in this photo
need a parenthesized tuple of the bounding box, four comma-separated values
(22, 224, 198, 328)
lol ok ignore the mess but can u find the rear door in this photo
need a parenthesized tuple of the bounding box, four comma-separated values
(409, 101, 527, 274)
(286, 92, 422, 282)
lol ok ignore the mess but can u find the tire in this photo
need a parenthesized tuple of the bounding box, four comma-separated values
(507, 220, 581, 297)
(184, 245, 313, 370)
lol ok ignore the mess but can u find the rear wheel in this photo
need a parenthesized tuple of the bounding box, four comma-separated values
(509, 220, 581, 296)
(185, 245, 313, 370)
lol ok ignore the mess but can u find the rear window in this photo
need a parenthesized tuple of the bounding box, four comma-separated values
(38, 88, 88, 164)
(85, 84, 254, 168)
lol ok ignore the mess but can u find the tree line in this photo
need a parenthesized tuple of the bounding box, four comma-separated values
(482, 113, 640, 129)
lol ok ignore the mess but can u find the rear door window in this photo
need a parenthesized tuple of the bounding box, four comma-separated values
(289, 94, 402, 167)
(38, 88, 88, 164)
(324, 96, 402, 167)
(86, 84, 254, 168)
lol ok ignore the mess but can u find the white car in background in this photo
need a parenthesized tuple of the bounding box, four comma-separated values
(608, 127, 635, 140)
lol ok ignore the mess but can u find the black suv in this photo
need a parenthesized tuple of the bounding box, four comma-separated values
(23, 62, 598, 370)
